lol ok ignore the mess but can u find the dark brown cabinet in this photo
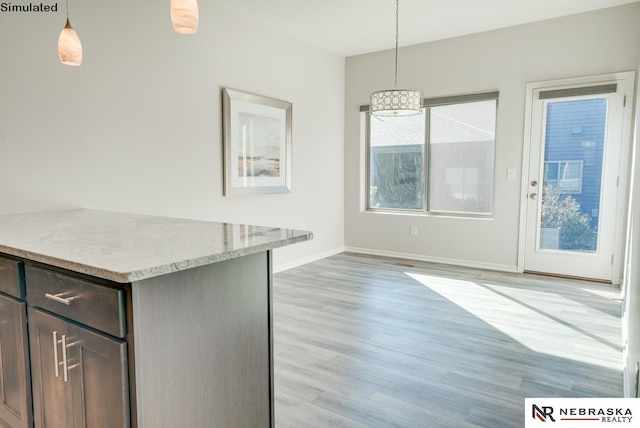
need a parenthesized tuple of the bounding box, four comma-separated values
(0, 256, 131, 428)
(24, 264, 130, 428)
(28, 308, 129, 428)
(1, 247, 276, 428)
(0, 294, 31, 428)
(0, 257, 32, 428)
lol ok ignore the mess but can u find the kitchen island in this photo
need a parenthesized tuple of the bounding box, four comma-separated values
(0, 209, 312, 428)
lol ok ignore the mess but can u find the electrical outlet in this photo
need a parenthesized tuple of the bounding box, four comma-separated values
(410, 225, 418, 236)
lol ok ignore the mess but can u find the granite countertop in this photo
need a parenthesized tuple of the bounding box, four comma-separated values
(0, 209, 312, 283)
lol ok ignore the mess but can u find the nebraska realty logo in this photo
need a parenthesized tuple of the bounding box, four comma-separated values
(0, 2, 58, 12)
(525, 398, 640, 427)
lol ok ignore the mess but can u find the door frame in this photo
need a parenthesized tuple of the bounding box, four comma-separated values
(518, 71, 636, 284)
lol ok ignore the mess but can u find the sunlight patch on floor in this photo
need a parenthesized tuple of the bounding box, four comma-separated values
(406, 272, 621, 371)
(579, 286, 621, 301)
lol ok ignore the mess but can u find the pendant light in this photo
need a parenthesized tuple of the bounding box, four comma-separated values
(370, 0, 422, 116)
(57, 0, 82, 66)
(170, 0, 199, 34)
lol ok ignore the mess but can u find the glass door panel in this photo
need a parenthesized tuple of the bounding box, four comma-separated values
(538, 98, 607, 254)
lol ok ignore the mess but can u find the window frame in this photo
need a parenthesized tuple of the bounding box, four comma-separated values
(362, 91, 499, 218)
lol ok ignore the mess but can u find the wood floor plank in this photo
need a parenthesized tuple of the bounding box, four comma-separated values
(274, 252, 623, 427)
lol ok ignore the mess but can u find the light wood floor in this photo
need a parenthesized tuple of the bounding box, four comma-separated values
(273, 252, 623, 428)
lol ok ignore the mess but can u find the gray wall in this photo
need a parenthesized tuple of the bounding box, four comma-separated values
(0, 1, 345, 270)
(344, 3, 640, 270)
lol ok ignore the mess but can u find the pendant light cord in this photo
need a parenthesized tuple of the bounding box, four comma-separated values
(65, 0, 69, 21)
(394, 0, 399, 88)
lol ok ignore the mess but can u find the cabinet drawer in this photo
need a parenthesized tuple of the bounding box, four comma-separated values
(25, 265, 126, 338)
(0, 256, 24, 299)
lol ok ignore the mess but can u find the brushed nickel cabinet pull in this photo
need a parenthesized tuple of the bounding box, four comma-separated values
(53, 331, 60, 378)
(45, 293, 78, 306)
(61, 334, 69, 382)
(61, 335, 80, 382)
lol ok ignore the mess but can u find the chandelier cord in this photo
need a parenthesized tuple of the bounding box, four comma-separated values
(65, 0, 69, 21)
(394, 0, 399, 88)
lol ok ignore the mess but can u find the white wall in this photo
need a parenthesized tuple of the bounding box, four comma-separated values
(622, 52, 640, 397)
(0, 2, 345, 269)
(344, 3, 640, 270)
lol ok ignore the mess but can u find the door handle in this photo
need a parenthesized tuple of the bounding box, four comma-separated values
(61, 335, 79, 382)
(61, 334, 69, 382)
(53, 331, 60, 378)
(530, 193, 537, 200)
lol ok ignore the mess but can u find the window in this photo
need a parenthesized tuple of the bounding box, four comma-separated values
(543, 160, 583, 193)
(369, 111, 425, 210)
(428, 100, 496, 213)
(364, 92, 498, 216)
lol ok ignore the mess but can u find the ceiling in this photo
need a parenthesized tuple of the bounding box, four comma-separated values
(213, 0, 639, 57)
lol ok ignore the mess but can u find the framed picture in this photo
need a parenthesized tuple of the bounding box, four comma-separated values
(222, 88, 292, 195)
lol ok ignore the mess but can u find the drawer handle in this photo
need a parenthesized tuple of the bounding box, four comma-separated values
(45, 292, 78, 306)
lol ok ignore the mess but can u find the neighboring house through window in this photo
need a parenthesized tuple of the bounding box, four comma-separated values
(543, 160, 583, 194)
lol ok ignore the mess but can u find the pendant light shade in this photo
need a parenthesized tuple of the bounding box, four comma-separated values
(370, 0, 422, 116)
(58, 18, 82, 66)
(370, 89, 423, 116)
(171, 0, 199, 34)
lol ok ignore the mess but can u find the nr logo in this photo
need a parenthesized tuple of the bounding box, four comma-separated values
(533, 404, 556, 422)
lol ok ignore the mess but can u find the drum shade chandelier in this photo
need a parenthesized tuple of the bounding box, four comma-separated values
(57, 0, 198, 66)
(370, 0, 422, 116)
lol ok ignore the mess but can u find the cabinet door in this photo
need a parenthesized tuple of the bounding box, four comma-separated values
(67, 322, 129, 428)
(29, 308, 130, 428)
(0, 294, 31, 428)
(28, 308, 73, 428)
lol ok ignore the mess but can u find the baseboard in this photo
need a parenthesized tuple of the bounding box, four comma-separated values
(274, 245, 520, 274)
(273, 246, 346, 273)
(344, 246, 519, 273)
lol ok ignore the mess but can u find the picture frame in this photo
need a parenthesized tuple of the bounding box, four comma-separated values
(222, 88, 292, 195)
